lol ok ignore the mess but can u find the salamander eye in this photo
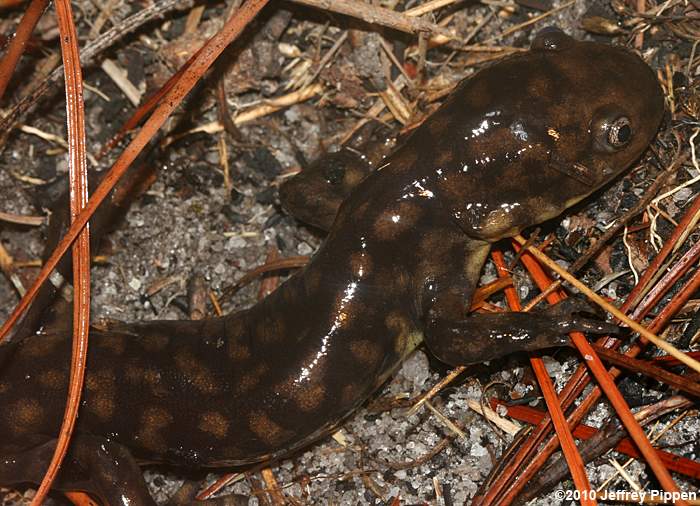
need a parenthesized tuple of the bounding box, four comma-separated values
(593, 114, 633, 152)
(606, 117, 632, 148)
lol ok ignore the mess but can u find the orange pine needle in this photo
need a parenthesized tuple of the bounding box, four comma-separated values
(491, 250, 596, 505)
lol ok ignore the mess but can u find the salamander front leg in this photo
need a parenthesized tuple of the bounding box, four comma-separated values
(422, 255, 617, 367)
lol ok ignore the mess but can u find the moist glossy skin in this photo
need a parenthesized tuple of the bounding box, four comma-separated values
(0, 30, 663, 506)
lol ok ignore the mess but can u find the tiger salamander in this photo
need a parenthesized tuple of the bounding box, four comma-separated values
(0, 28, 664, 505)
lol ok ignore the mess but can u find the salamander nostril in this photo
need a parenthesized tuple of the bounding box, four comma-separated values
(531, 26, 573, 51)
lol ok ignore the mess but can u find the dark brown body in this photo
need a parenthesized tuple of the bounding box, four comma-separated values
(0, 29, 663, 505)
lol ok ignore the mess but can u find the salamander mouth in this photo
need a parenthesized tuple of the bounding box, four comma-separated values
(548, 158, 598, 186)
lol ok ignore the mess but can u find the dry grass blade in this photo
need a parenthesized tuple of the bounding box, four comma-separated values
(30, 0, 91, 504)
(467, 399, 521, 435)
(408, 365, 466, 416)
(0, 0, 50, 100)
(159, 84, 324, 147)
(289, 0, 454, 39)
(404, 0, 461, 17)
(0, 0, 271, 342)
(0, 211, 45, 226)
(491, 250, 595, 505)
(196, 472, 246, 502)
(512, 234, 688, 505)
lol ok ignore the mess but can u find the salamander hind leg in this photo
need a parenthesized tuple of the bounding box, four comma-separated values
(0, 435, 156, 506)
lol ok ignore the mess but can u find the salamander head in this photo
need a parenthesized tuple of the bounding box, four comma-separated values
(430, 28, 664, 241)
(529, 27, 664, 207)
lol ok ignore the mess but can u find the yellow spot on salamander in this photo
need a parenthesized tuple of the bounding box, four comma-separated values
(10, 399, 44, 433)
(248, 411, 289, 446)
(199, 411, 230, 438)
(137, 406, 173, 453)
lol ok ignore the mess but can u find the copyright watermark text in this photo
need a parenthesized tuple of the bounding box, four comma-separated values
(554, 489, 698, 504)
